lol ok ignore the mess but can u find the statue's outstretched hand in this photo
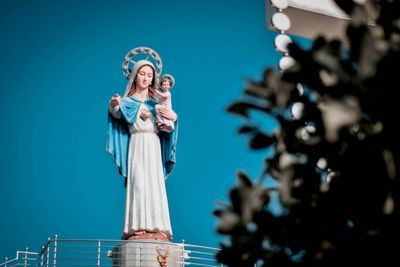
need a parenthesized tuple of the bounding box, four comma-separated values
(110, 94, 121, 107)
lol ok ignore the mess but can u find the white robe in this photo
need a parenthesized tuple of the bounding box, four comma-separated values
(121, 104, 173, 239)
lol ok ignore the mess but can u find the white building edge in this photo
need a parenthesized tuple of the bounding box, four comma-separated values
(266, 0, 349, 40)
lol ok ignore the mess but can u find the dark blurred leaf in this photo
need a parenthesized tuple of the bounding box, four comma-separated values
(214, 209, 241, 234)
(237, 125, 256, 134)
(249, 132, 276, 149)
(237, 170, 252, 187)
(334, 0, 355, 16)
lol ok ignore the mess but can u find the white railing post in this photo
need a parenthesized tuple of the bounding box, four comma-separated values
(139, 242, 143, 267)
(46, 238, 50, 267)
(97, 240, 101, 267)
(4, 257, 8, 267)
(23, 247, 28, 267)
(181, 239, 185, 266)
(40, 246, 45, 267)
(53, 235, 58, 267)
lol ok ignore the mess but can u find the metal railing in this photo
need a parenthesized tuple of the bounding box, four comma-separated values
(1, 248, 39, 267)
(1, 236, 224, 267)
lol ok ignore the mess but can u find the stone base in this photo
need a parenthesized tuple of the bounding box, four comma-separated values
(111, 240, 184, 267)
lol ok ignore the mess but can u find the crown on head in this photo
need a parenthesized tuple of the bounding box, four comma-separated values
(122, 47, 163, 80)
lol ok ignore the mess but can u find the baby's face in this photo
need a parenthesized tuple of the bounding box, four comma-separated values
(161, 80, 171, 91)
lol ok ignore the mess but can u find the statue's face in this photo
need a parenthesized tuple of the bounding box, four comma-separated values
(161, 80, 171, 91)
(135, 65, 154, 89)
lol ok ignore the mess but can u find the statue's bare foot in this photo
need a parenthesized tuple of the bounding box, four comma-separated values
(134, 230, 146, 235)
(160, 232, 168, 239)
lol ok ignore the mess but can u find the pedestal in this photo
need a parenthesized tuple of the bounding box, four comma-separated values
(111, 240, 185, 267)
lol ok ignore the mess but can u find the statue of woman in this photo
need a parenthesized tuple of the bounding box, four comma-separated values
(106, 56, 178, 241)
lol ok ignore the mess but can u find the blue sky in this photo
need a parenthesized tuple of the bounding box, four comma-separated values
(0, 0, 286, 258)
